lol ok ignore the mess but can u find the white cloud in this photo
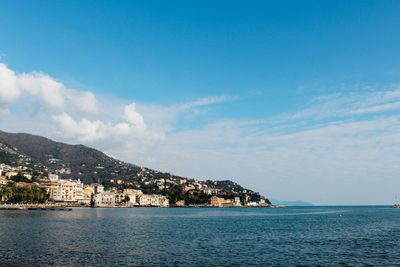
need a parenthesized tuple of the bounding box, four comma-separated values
(135, 114, 400, 205)
(123, 103, 146, 131)
(4, 61, 400, 205)
(52, 113, 105, 142)
(0, 62, 230, 159)
(0, 63, 20, 105)
(179, 95, 232, 110)
(65, 89, 98, 114)
(0, 62, 98, 113)
(51, 102, 155, 145)
(350, 101, 400, 114)
(18, 72, 65, 109)
(277, 87, 400, 123)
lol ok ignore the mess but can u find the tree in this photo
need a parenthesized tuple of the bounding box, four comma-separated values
(0, 183, 48, 204)
(10, 172, 31, 183)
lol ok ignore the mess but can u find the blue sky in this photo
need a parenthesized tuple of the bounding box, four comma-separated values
(1, 1, 400, 204)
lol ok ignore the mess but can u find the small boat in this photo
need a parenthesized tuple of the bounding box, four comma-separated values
(391, 195, 400, 208)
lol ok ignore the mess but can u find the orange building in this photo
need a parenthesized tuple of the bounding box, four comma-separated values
(210, 196, 232, 206)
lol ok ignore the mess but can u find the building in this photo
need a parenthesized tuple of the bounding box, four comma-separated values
(184, 185, 195, 192)
(23, 173, 32, 180)
(74, 182, 91, 205)
(42, 181, 59, 200)
(121, 189, 142, 206)
(94, 184, 104, 194)
(123, 189, 142, 195)
(75, 182, 84, 200)
(83, 185, 94, 198)
(0, 164, 11, 173)
(0, 178, 11, 185)
(138, 194, 169, 207)
(175, 200, 185, 207)
(92, 191, 116, 207)
(53, 179, 77, 202)
(48, 173, 59, 182)
(233, 197, 242, 206)
(210, 196, 232, 206)
(116, 193, 125, 203)
(115, 192, 136, 205)
(5, 171, 18, 178)
(203, 188, 222, 195)
(44, 179, 84, 202)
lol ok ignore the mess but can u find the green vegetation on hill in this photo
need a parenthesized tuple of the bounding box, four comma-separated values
(9, 173, 32, 183)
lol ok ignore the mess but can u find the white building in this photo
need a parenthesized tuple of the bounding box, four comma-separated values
(234, 197, 242, 206)
(202, 188, 221, 195)
(123, 189, 142, 196)
(23, 173, 32, 180)
(124, 194, 137, 205)
(94, 184, 104, 194)
(48, 173, 59, 182)
(138, 194, 169, 207)
(121, 189, 142, 206)
(5, 171, 18, 178)
(93, 191, 116, 207)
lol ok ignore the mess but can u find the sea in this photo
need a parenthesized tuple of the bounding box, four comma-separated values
(0, 206, 400, 266)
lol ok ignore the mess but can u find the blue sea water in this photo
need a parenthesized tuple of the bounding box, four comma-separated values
(0, 206, 400, 266)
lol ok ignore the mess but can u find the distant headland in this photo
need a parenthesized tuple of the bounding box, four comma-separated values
(271, 199, 313, 206)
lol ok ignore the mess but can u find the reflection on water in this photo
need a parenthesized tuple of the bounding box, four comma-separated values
(0, 206, 399, 266)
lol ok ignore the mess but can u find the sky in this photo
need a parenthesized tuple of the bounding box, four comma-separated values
(1, 0, 400, 205)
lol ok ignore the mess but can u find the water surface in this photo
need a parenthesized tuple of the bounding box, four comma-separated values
(1, 206, 399, 266)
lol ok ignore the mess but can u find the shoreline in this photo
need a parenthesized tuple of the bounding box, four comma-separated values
(0, 203, 285, 210)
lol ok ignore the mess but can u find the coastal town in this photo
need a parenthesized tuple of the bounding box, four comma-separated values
(0, 130, 272, 209)
(0, 161, 271, 208)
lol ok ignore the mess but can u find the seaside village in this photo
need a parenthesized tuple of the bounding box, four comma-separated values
(0, 162, 269, 208)
(0, 163, 169, 207)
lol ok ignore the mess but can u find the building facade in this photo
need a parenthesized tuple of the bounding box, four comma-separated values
(210, 196, 232, 206)
(92, 192, 116, 207)
(44, 179, 84, 202)
(138, 194, 169, 207)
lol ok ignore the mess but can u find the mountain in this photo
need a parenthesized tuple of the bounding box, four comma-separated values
(0, 130, 268, 205)
(0, 130, 140, 184)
